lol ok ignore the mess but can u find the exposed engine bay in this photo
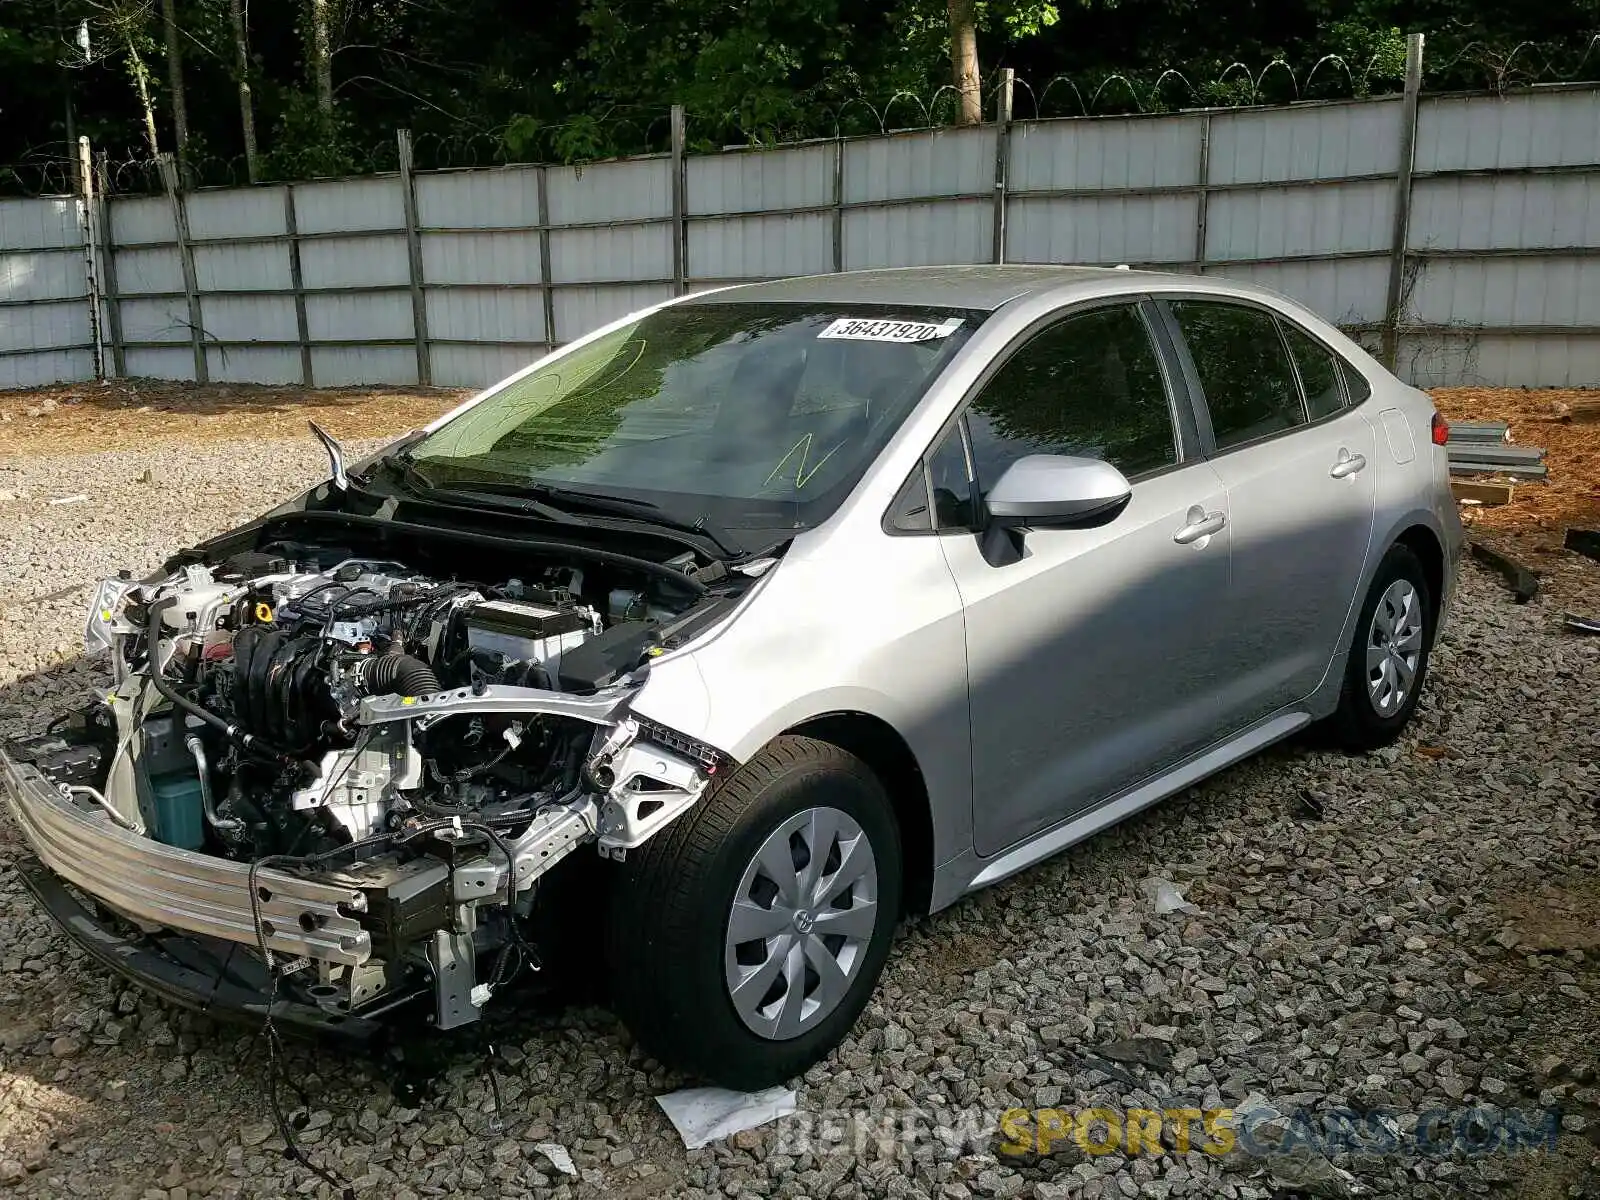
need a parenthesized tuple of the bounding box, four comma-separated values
(110, 556, 673, 857)
(12, 532, 742, 1030)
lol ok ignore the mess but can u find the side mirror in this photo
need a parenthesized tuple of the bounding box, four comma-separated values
(986, 454, 1132, 529)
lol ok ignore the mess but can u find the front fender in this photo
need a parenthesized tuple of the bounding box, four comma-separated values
(626, 538, 974, 875)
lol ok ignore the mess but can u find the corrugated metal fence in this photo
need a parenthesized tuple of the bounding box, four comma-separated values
(2, 82, 1597, 392)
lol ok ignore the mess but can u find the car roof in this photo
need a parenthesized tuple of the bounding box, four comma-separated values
(689, 264, 1219, 312)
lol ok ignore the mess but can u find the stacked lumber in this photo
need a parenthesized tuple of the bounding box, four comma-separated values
(1450, 479, 1513, 506)
(1445, 420, 1547, 479)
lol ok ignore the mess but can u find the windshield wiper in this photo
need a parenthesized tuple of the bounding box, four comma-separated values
(520, 483, 746, 559)
(385, 458, 587, 527)
(384, 456, 744, 560)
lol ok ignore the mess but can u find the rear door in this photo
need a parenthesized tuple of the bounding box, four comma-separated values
(921, 300, 1237, 858)
(1162, 299, 1378, 717)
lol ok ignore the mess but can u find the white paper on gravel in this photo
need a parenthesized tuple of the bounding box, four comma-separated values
(1143, 876, 1202, 915)
(656, 1085, 799, 1150)
(532, 1142, 577, 1176)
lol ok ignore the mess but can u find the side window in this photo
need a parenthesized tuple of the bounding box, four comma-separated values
(1170, 301, 1305, 451)
(1280, 321, 1345, 421)
(1340, 359, 1373, 406)
(965, 304, 1177, 503)
(927, 427, 976, 529)
(884, 427, 975, 533)
(885, 465, 933, 533)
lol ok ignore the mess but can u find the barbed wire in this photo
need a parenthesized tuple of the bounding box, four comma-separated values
(4, 36, 1596, 197)
(0, 157, 78, 198)
(1430, 32, 1600, 89)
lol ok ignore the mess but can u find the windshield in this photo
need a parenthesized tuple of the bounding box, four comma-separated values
(405, 302, 981, 544)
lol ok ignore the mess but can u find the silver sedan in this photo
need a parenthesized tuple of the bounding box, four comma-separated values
(600, 265, 1463, 1085)
(4, 265, 1462, 1092)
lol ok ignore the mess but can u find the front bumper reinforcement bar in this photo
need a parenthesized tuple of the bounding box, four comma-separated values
(2, 750, 373, 965)
(16, 862, 384, 1037)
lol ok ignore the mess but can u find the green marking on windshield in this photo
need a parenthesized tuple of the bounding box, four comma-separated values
(765, 432, 842, 489)
(402, 301, 980, 523)
(563, 337, 648, 404)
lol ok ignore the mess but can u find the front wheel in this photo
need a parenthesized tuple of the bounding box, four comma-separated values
(605, 735, 902, 1089)
(1330, 542, 1435, 750)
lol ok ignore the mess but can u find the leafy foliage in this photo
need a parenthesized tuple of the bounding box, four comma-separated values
(259, 88, 355, 179)
(0, 0, 1595, 187)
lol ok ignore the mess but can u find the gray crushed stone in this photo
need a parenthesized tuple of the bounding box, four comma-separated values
(1, 437, 1597, 1199)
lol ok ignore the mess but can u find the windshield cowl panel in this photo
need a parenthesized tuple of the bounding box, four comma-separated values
(405, 301, 984, 544)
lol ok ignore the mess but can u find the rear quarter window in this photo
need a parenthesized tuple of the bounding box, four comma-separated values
(1279, 322, 1345, 421)
(1340, 359, 1373, 406)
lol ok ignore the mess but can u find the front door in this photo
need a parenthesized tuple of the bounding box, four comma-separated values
(1165, 300, 1378, 716)
(933, 301, 1238, 859)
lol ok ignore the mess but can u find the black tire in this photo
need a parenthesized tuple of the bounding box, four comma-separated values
(605, 735, 902, 1089)
(1330, 542, 1435, 751)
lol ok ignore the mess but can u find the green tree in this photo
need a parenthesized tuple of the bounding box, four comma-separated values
(226, 0, 258, 180)
(3, 0, 1598, 185)
(86, 0, 164, 158)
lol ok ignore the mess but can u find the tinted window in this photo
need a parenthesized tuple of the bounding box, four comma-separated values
(886, 464, 933, 533)
(927, 428, 976, 530)
(1340, 359, 1373, 406)
(885, 428, 975, 533)
(966, 304, 1176, 502)
(1170, 301, 1305, 451)
(1281, 321, 1345, 420)
(408, 302, 979, 550)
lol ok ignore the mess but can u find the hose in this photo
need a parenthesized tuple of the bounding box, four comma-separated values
(185, 734, 244, 836)
(145, 598, 291, 762)
(355, 651, 440, 698)
(59, 783, 143, 833)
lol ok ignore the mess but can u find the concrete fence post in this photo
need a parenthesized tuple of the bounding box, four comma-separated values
(158, 152, 208, 383)
(536, 165, 557, 355)
(670, 104, 688, 295)
(1193, 113, 1212, 273)
(396, 128, 433, 386)
(95, 150, 127, 378)
(75, 136, 106, 379)
(832, 136, 845, 273)
(283, 184, 313, 386)
(991, 67, 1014, 264)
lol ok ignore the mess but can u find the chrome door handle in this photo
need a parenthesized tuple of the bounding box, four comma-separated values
(1172, 506, 1226, 545)
(1330, 450, 1367, 479)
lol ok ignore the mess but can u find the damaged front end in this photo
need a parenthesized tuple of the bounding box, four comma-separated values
(3, 533, 731, 1033)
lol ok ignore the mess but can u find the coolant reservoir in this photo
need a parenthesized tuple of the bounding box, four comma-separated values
(159, 566, 239, 633)
(147, 771, 206, 850)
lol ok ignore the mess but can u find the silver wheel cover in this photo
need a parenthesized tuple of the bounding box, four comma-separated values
(1366, 578, 1425, 718)
(723, 806, 880, 1040)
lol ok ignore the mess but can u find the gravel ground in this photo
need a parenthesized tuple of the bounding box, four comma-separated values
(2, 435, 1599, 1200)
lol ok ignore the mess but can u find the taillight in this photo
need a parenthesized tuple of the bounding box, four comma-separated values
(1430, 412, 1450, 446)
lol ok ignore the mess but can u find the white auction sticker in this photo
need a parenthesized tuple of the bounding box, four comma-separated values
(817, 316, 964, 343)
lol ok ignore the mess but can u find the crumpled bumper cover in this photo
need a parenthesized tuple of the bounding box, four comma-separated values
(1, 747, 372, 965)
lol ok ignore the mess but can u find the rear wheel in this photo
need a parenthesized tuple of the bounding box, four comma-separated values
(605, 735, 901, 1090)
(1330, 543, 1435, 750)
